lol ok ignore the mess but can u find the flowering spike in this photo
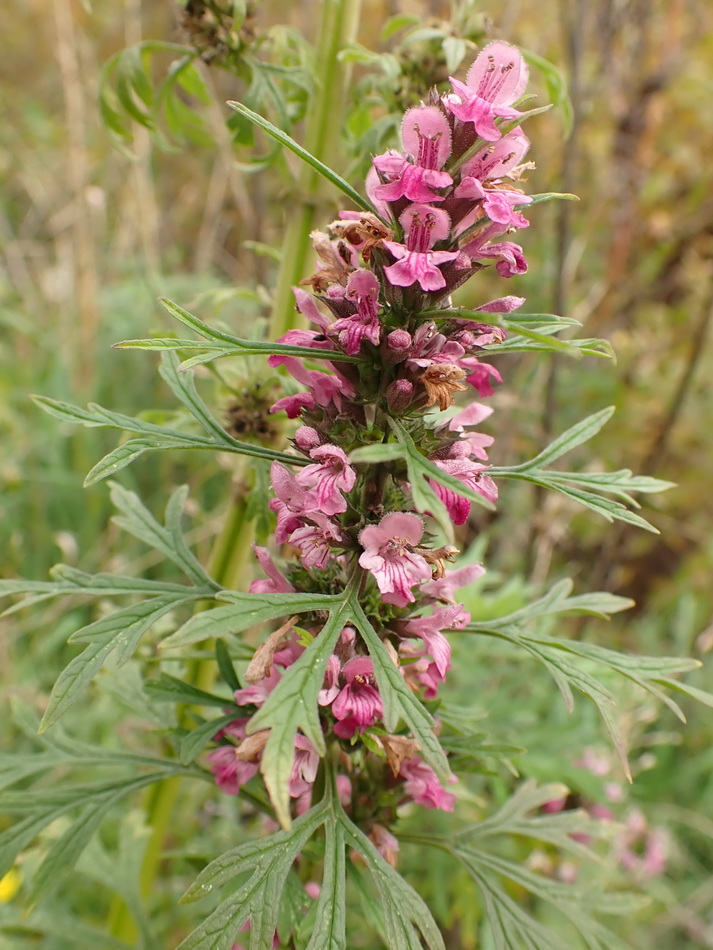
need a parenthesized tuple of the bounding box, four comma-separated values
(210, 41, 540, 832)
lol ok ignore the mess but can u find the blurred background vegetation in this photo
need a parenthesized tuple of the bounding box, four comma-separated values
(1, 0, 712, 946)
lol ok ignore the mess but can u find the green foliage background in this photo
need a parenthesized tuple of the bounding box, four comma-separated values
(1, 0, 712, 947)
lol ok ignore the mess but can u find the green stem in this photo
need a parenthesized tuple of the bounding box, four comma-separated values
(269, 0, 362, 339)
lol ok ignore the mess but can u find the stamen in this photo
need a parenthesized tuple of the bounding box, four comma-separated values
(414, 123, 443, 169)
(406, 210, 436, 253)
(476, 56, 515, 100)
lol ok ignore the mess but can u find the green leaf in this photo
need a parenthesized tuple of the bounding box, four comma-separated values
(348, 443, 406, 464)
(341, 810, 445, 950)
(525, 191, 579, 205)
(215, 639, 241, 691)
(505, 407, 616, 472)
(115, 335, 361, 366)
(543, 469, 676, 500)
(485, 409, 672, 533)
(404, 782, 636, 950)
(158, 350, 241, 444)
(181, 802, 328, 903)
(177, 803, 328, 950)
(0, 771, 175, 878)
(226, 100, 383, 220)
(424, 309, 580, 328)
(464, 609, 710, 776)
(513, 475, 661, 533)
(481, 579, 633, 628)
(153, 298, 360, 363)
(33, 393, 305, 470)
(522, 48, 574, 136)
(161, 591, 343, 650)
(0, 568, 200, 617)
(84, 437, 195, 485)
(40, 593, 197, 731)
(304, 813, 346, 950)
(380, 14, 420, 41)
(28, 791, 127, 906)
(490, 334, 614, 359)
(442, 36, 467, 74)
(108, 483, 220, 588)
(3, 909, 137, 949)
(143, 673, 235, 708)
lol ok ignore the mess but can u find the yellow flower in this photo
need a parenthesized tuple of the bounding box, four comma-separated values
(0, 867, 21, 902)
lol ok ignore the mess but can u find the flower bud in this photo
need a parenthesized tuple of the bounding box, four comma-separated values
(386, 378, 414, 413)
(384, 329, 412, 363)
(294, 426, 324, 452)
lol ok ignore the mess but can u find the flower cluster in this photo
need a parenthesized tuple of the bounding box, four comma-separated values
(209, 41, 534, 861)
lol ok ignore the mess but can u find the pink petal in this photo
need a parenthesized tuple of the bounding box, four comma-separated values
(401, 105, 452, 169)
(466, 42, 529, 105)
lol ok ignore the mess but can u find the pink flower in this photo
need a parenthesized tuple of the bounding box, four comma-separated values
(336, 774, 353, 808)
(429, 458, 498, 525)
(233, 665, 282, 707)
(319, 654, 342, 706)
(272, 633, 305, 669)
(249, 545, 295, 594)
(462, 229, 528, 277)
(267, 354, 355, 413)
(294, 426, 323, 452)
(207, 744, 259, 796)
(408, 322, 466, 368)
(383, 205, 460, 292)
(365, 165, 391, 220)
(461, 128, 530, 182)
(448, 401, 495, 461)
(460, 357, 503, 396)
(374, 152, 452, 204)
(293, 286, 333, 332)
(269, 392, 315, 418)
(358, 512, 432, 607)
(288, 512, 344, 570)
(399, 757, 457, 811)
(403, 603, 470, 677)
(458, 182, 530, 230)
(386, 378, 415, 413)
(296, 443, 356, 516)
(373, 106, 453, 205)
(332, 656, 383, 738)
(421, 562, 485, 603)
(399, 647, 444, 699)
(289, 734, 319, 799)
(331, 269, 382, 354)
(305, 881, 321, 901)
(448, 42, 529, 141)
(268, 462, 309, 544)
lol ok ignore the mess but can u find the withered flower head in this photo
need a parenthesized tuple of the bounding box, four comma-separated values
(419, 363, 468, 411)
(330, 213, 393, 262)
(300, 229, 355, 292)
